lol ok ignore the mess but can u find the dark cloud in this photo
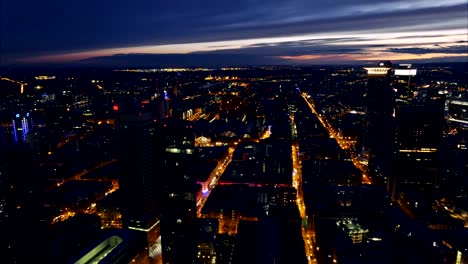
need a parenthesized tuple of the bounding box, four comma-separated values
(242, 37, 364, 48)
(195, 39, 366, 56)
(388, 45, 468, 54)
(394, 34, 468, 40)
(1, 0, 467, 57)
(201, 4, 467, 42)
(195, 39, 467, 57)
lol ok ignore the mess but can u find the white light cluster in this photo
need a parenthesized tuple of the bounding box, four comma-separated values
(364, 67, 391, 75)
(394, 69, 417, 76)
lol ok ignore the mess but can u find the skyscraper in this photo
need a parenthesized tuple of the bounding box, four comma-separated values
(393, 64, 417, 100)
(363, 61, 395, 192)
(117, 110, 159, 229)
(157, 119, 198, 264)
(393, 91, 445, 193)
(116, 101, 161, 261)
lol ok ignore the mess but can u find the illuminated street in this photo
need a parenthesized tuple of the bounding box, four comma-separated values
(50, 159, 119, 224)
(291, 121, 318, 263)
(301, 93, 372, 185)
(197, 146, 235, 216)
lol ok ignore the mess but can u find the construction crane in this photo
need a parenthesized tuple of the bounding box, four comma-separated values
(0, 76, 27, 94)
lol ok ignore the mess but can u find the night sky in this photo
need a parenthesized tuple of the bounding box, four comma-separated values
(1, 0, 467, 66)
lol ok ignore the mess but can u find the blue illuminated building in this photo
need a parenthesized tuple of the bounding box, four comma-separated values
(12, 112, 33, 143)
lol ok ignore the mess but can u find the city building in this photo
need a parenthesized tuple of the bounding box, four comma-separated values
(336, 217, 369, 244)
(157, 119, 199, 264)
(117, 110, 160, 229)
(393, 64, 417, 100)
(363, 61, 395, 192)
(154, 93, 171, 119)
(12, 112, 33, 143)
(394, 100, 444, 192)
(69, 228, 147, 264)
(447, 97, 468, 126)
(116, 103, 161, 261)
(234, 218, 307, 264)
(97, 190, 123, 229)
(194, 218, 218, 264)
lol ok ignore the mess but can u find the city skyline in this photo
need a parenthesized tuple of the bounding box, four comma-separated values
(0, 60, 466, 263)
(1, 0, 467, 67)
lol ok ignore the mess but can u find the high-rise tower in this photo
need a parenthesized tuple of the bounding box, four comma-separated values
(393, 87, 445, 194)
(363, 61, 395, 192)
(393, 64, 417, 100)
(157, 119, 198, 264)
(118, 111, 159, 229)
(155, 78, 160, 98)
(394, 102, 444, 192)
(116, 99, 161, 261)
(173, 78, 179, 97)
